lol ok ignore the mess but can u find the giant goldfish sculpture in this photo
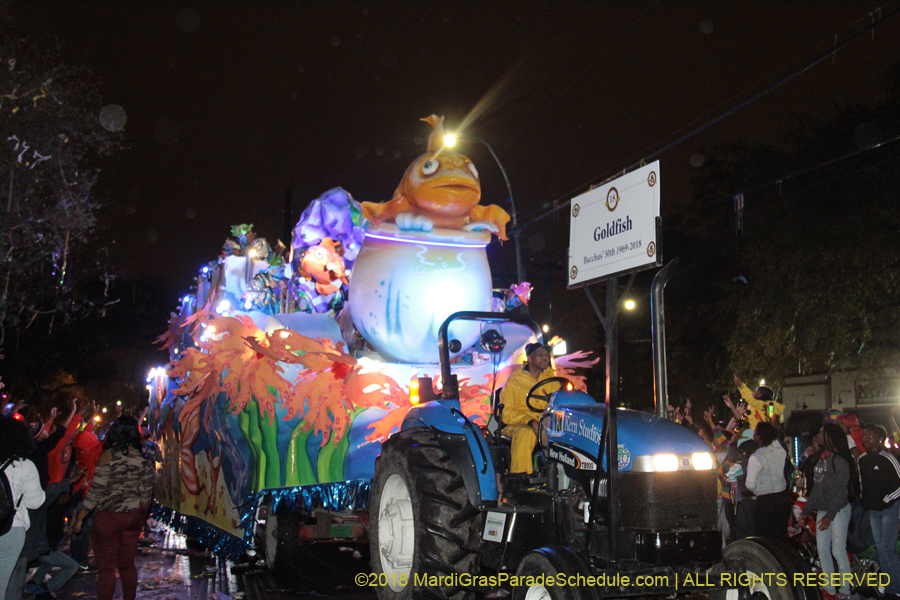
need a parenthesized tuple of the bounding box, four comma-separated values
(361, 115, 510, 239)
(351, 116, 510, 364)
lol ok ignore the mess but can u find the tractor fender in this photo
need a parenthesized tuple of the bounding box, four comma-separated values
(402, 401, 498, 506)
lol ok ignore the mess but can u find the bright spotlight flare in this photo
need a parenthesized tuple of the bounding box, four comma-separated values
(443, 133, 457, 148)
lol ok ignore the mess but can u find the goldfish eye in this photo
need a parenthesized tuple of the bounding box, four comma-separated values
(421, 158, 440, 176)
(467, 162, 479, 180)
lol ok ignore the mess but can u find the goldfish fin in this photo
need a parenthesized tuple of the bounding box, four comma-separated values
(360, 196, 414, 225)
(469, 204, 511, 240)
(422, 115, 445, 152)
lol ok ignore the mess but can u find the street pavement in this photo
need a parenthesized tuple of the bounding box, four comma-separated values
(51, 529, 376, 600)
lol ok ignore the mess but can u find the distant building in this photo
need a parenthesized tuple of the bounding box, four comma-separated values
(782, 365, 900, 460)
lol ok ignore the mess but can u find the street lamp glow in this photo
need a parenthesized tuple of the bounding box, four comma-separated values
(542, 324, 549, 333)
(443, 133, 457, 148)
(624, 300, 636, 310)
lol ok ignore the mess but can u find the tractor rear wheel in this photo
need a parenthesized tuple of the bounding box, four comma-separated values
(512, 546, 598, 600)
(369, 428, 481, 600)
(711, 538, 818, 600)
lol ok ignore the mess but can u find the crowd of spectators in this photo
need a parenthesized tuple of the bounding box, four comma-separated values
(674, 375, 900, 600)
(0, 399, 154, 600)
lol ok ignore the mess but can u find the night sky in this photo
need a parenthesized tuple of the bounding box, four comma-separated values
(6, 1, 900, 355)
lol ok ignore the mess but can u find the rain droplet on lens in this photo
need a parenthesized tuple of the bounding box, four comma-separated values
(375, 146, 385, 157)
(690, 153, 705, 168)
(379, 51, 397, 69)
(354, 146, 367, 159)
(99, 105, 127, 132)
(700, 20, 714, 34)
(413, 135, 423, 146)
(185, 207, 197, 219)
(154, 117, 181, 145)
(297, 65, 305, 73)
(330, 36, 341, 47)
(393, 150, 401, 158)
(442, 14, 452, 23)
(528, 233, 546, 252)
(145, 229, 159, 243)
(176, 8, 200, 33)
(124, 203, 136, 215)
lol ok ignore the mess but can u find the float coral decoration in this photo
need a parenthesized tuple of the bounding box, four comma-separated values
(364, 397, 414, 444)
(167, 314, 300, 423)
(281, 336, 405, 446)
(154, 310, 184, 351)
(553, 350, 600, 391)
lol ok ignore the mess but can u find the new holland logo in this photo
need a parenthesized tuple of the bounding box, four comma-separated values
(548, 444, 597, 471)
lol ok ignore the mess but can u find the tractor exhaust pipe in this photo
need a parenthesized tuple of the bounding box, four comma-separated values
(651, 259, 679, 419)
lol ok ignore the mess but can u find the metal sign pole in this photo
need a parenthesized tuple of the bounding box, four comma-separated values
(605, 276, 621, 561)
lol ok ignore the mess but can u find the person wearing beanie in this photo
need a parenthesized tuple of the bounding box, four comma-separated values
(499, 343, 559, 476)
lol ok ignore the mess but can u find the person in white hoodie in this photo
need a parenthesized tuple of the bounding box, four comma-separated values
(745, 421, 790, 541)
(0, 416, 46, 599)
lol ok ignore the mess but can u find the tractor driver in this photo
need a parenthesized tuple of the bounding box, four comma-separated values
(500, 343, 560, 476)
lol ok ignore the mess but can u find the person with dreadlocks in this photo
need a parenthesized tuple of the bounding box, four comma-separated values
(798, 423, 860, 600)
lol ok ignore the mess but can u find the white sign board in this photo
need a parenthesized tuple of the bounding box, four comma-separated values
(568, 161, 661, 288)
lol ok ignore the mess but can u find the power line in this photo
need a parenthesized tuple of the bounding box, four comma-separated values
(515, 3, 900, 233)
(694, 130, 900, 212)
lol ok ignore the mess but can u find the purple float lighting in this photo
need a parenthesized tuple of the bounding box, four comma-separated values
(363, 232, 488, 249)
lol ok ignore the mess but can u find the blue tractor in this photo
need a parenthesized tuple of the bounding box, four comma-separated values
(368, 311, 814, 600)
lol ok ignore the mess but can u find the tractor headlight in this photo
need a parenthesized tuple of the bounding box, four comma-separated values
(652, 454, 678, 472)
(691, 452, 714, 470)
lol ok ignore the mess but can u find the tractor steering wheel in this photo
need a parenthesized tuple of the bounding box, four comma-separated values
(525, 377, 572, 413)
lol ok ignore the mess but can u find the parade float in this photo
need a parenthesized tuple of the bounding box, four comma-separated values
(147, 116, 597, 558)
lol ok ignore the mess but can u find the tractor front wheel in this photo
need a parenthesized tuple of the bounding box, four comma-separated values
(369, 428, 481, 600)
